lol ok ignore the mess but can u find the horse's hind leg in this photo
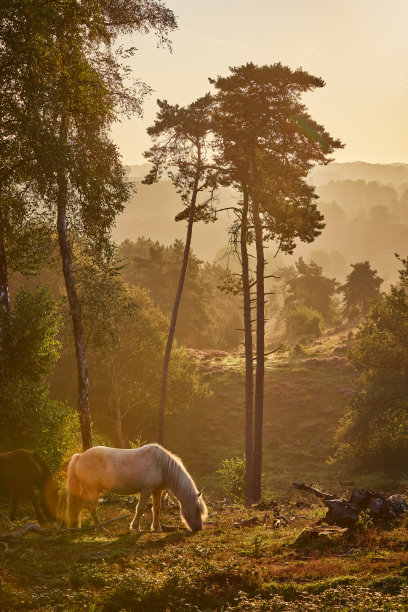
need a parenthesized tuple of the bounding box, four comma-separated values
(67, 492, 84, 528)
(151, 490, 163, 532)
(130, 489, 152, 532)
(90, 505, 109, 535)
(84, 490, 108, 534)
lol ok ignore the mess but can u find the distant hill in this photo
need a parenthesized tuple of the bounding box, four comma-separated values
(310, 161, 408, 188)
(112, 163, 408, 283)
(113, 177, 235, 262)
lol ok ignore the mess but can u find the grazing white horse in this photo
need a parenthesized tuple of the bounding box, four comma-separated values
(66, 444, 207, 532)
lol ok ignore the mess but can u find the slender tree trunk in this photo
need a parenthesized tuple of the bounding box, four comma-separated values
(116, 405, 128, 448)
(0, 216, 11, 375)
(250, 157, 265, 502)
(240, 182, 254, 505)
(0, 226, 10, 317)
(158, 149, 201, 445)
(56, 117, 93, 451)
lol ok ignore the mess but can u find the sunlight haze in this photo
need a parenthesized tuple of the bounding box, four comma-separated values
(112, 0, 408, 165)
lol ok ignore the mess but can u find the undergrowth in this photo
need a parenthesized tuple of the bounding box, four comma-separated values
(1, 500, 408, 610)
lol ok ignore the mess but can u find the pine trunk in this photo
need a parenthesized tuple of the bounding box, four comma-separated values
(250, 157, 265, 503)
(157, 148, 201, 445)
(240, 182, 255, 505)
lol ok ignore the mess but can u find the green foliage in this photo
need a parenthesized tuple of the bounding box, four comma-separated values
(70, 246, 135, 352)
(1, 286, 60, 379)
(285, 305, 323, 341)
(285, 257, 339, 322)
(0, 286, 76, 469)
(339, 261, 383, 320)
(358, 509, 373, 532)
(143, 94, 217, 214)
(211, 62, 343, 254)
(0, 379, 75, 471)
(119, 238, 242, 350)
(89, 286, 207, 445)
(217, 456, 246, 502)
(334, 259, 408, 472)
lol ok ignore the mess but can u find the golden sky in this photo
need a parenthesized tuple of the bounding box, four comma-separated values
(112, 0, 408, 165)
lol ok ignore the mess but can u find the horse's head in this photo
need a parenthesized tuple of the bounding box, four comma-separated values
(181, 491, 208, 532)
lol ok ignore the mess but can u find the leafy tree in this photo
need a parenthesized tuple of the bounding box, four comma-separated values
(210, 63, 342, 502)
(334, 264, 408, 472)
(44, 248, 206, 448)
(143, 95, 217, 444)
(0, 286, 74, 469)
(339, 261, 383, 320)
(1, 0, 176, 449)
(120, 238, 210, 342)
(0, 193, 54, 366)
(119, 238, 242, 350)
(90, 287, 205, 447)
(285, 257, 338, 323)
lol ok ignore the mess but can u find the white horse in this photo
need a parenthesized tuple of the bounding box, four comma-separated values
(66, 444, 207, 532)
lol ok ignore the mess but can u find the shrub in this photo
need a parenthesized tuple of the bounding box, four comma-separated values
(0, 286, 77, 470)
(285, 305, 323, 340)
(217, 456, 245, 502)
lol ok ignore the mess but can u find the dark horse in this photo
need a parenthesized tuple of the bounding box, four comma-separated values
(0, 449, 59, 523)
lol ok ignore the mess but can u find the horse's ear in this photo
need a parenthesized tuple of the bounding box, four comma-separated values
(197, 490, 202, 498)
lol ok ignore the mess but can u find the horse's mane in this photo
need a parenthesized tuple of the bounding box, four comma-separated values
(155, 445, 201, 510)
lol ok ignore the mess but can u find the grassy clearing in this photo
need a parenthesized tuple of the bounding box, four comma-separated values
(168, 333, 357, 495)
(1, 500, 408, 610)
(2, 330, 406, 610)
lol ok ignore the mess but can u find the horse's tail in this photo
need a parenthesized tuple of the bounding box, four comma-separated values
(66, 453, 84, 528)
(31, 452, 59, 520)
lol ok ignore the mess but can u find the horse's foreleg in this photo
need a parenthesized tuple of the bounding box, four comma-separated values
(40, 490, 53, 522)
(151, 490, 163, 532)
(130, 489, 152, 532)
(28, 490, 45, 524)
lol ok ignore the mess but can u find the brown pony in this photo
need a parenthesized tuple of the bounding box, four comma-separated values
(0, 449, 59, 523)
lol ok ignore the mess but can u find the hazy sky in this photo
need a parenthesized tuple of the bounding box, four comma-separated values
(112, 0, 408, 166)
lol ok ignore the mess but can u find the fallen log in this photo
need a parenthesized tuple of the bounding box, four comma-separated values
(292, 482, 408, 528)
(0, 514, 131, 544)
(294, 525, 348, 545)
(292, 482, 337, 501)
(62, 514, 131, 534)
(0, 521, 53, 542)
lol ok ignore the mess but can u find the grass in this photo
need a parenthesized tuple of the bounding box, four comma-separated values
(167, 333, 356, 496)
(2, 500, 408, 610)
(2, 329, 406, 610)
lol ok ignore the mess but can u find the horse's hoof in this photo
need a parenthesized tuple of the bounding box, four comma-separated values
(129, 525, 141, 533)
(151, 526, 162, 533)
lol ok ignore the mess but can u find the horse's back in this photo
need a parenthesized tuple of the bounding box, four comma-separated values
(72, 445, 165, 495)
(0, 449, 32, 483)
(0, 449, 51, 492)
